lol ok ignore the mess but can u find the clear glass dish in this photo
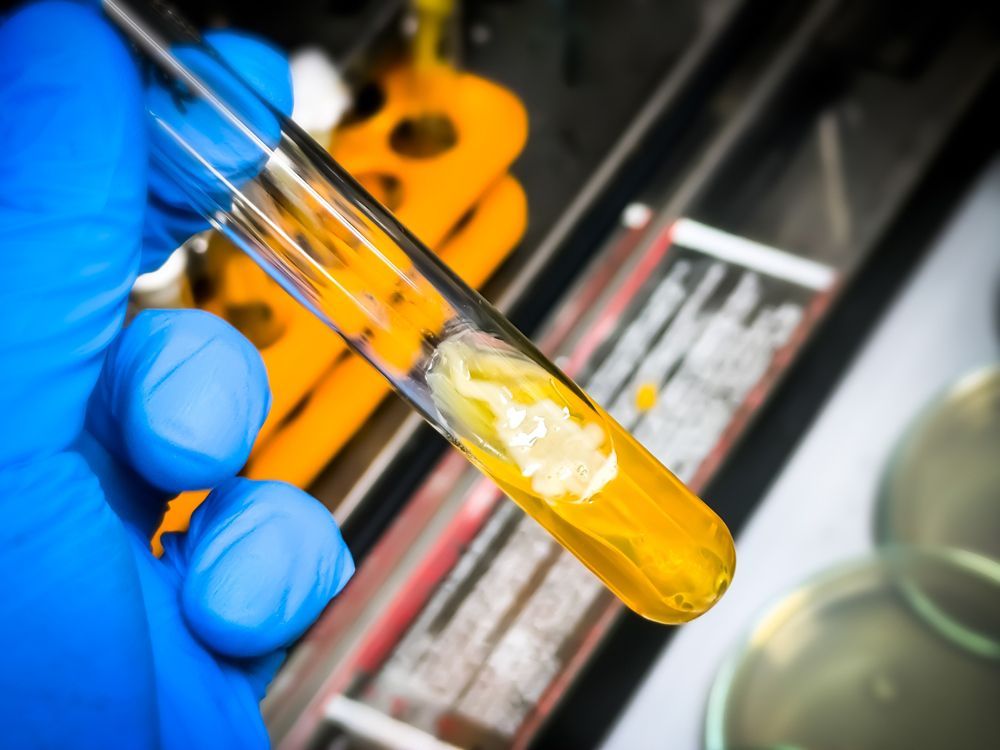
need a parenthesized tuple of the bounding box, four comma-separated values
(705, 548, 1000, 750)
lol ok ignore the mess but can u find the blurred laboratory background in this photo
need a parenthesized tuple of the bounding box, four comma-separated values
(118, 0, 1000, 747)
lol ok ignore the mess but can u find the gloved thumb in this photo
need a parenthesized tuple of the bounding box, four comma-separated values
(162, 478, 354, 661)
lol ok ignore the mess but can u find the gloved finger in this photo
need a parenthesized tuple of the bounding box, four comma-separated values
(0, 1, 147, 465)
(141, 31, 293, 273)
(162, 478, 354, 660)
(87, 309, 270, 535)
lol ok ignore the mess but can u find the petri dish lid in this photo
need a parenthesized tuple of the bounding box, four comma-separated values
(877, 365, 1000, 562)
(705, 548, 1000, 750)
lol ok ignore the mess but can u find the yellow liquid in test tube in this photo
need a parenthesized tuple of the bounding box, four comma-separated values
(427, 335, 735, 624)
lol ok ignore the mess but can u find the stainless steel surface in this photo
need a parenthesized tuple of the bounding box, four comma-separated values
(639, 0, 839, 251)
(490, 0, 745, 314)
(601, 158, 1000, 750)
(547, 0, 842, 361)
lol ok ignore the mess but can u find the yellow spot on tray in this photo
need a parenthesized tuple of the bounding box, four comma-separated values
(635, 382, 658, 412)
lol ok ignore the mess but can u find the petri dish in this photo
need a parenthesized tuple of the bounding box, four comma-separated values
(876, 366, 1000, 563)
(705, 548, 1000, 750)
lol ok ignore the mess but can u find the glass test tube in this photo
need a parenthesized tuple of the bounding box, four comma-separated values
(103, 0, 735, 624)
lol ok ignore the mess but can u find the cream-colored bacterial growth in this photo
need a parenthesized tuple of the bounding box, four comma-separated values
(428, 336, 618, 501)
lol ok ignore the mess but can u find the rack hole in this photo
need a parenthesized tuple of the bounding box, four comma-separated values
(355, 172, 405, 211)
(439, 204, 478, 246)
(341, 81, 386, 125)
(389, 113, 458, 158)
(278, 391, 314, 429)
(224, 302, 286, 349)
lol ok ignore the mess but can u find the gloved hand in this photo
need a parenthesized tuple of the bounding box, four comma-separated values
(0, 3, 354, 748)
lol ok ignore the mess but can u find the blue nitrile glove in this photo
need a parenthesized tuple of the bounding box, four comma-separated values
(0, 3, 354, 749)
